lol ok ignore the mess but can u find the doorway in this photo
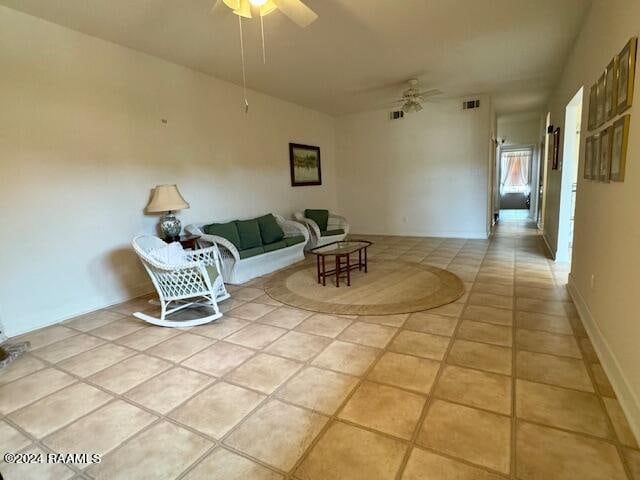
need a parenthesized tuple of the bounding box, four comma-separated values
(498, 146, 533, 220)
(556, 87, 583, 262)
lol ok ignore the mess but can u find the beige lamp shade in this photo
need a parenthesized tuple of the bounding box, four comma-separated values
(146, 185, 190, 213)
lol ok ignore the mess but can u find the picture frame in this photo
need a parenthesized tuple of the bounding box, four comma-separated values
(588, 83, 598, 130)
(552, 127, 561, 170)
(604, 56, 618, 121)
(289, 143, 322, 186)
(596, 73, 606, 127)
(611, 115, 631, 182)
(599, 126, 613, 182)
(592, 133, 601, 181)
(616, 37, 637, 113)
(584, 135, 594, 180)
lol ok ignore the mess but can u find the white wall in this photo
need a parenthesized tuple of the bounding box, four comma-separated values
(0, 7, 337, 337)
(544, 0, 640, 439)
(497, 112, 541, 147)
(335, 97, 493, 238)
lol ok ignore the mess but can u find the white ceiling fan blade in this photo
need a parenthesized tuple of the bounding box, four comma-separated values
(223, 0, 240, 9)
(416, 89, 443, 98)
(273, 0, 318, 27)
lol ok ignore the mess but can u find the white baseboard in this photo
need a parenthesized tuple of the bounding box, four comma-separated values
(567, 275, 640, 443)
(351, 230, 489, 240)
(7, 283, 154, 338)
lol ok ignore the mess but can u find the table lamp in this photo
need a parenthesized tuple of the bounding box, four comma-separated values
(146, 185, 190, 242)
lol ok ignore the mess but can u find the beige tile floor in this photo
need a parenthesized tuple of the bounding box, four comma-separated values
(1, 217, 639, 479)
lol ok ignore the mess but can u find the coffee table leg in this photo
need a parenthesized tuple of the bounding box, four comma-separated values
(336, 256, 340, 288)
(358, 249, 362, 271)
(347, 253, 351, 286)
(322, 256, 326, 286)
(364, 247, 368, 273)
(316, 255, 320, 284)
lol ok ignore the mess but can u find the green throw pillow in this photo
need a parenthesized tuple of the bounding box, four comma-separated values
(202, 221, 241, 248)
(257, 214, 284, 244)
(235, 219, 263, 249)
(305, 209, 329, 231)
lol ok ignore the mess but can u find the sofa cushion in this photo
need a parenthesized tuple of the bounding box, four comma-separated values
(235, 219, 263, 250)
(263, 240, 288, 253)
(239, 246, 265, 259)
(203, 221, 241, 248)
(257, 214, 284, 244)
(321, 229, 345, 237)
(305, 209, 329, 231)
(285, 235, 306, 247)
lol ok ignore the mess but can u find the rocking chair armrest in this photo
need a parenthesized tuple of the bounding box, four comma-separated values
(274, 214, 310, 242)
(197, 233, 241, 262)
(145, 257, 202, 272)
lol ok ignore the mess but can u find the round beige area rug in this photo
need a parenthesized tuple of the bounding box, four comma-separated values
(264, 260, 465, 315)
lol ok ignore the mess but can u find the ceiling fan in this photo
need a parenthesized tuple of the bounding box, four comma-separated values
(212, 0, 318, 28)
(391, 79, 442, 113)
(211, 0, 318, 113)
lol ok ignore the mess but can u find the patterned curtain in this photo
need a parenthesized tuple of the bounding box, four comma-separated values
(500, 149, 531, 194)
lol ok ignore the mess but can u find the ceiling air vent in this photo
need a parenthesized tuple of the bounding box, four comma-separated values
(389, 110, 405, 120)
(463, 99, 480, 110)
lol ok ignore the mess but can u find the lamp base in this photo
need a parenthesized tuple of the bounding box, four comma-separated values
(160, 212, 182, 242)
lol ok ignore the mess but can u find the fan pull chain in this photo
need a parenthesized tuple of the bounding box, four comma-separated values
(260, 15, 266, 64)
(238, 15, 249, 113)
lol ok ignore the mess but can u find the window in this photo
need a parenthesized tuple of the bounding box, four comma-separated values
(500, 148, 532, 194)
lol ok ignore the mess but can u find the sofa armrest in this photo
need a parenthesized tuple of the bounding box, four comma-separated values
(274, 214, 310, 243)
(328, 214, 350, 235)
(292, 212, 321, 240)
(195, 233, 241, 262)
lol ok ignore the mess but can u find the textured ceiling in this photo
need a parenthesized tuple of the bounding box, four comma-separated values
(0, 0, 591, 115)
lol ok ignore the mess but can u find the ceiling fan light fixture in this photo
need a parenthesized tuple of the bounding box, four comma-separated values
(259, 0, 278, 16)
(232, 0, 252, 18)
(402, 100, 422, 113)
(249, 0, 268, 5)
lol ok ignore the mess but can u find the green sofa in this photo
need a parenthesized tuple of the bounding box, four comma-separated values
(186, 214, 308, 284)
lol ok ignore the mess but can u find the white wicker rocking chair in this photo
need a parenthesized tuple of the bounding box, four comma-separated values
(132, 235, 230, 327)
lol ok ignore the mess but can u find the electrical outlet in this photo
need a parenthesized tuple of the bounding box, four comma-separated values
(590, 274, 595, 289)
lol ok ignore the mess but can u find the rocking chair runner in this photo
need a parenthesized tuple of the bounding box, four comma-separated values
(132, 235, 230, 327)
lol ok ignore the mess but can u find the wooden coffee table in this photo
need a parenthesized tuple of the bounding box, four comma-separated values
(310, 240, 372, 287)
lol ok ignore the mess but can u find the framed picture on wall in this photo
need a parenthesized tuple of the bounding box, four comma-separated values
(592, 133, 601, 181)
(552, 127, 561, 170)
(584, 135, 594, 180)
(289, 143, 322, 186)
(604, 56, 618, 121)
(611, 115, 631, 181)
(596, 73, 606, 127)
(588, 83, 598, 130)
(616, 37, 637, 113)
(599, 126, 613, 182)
